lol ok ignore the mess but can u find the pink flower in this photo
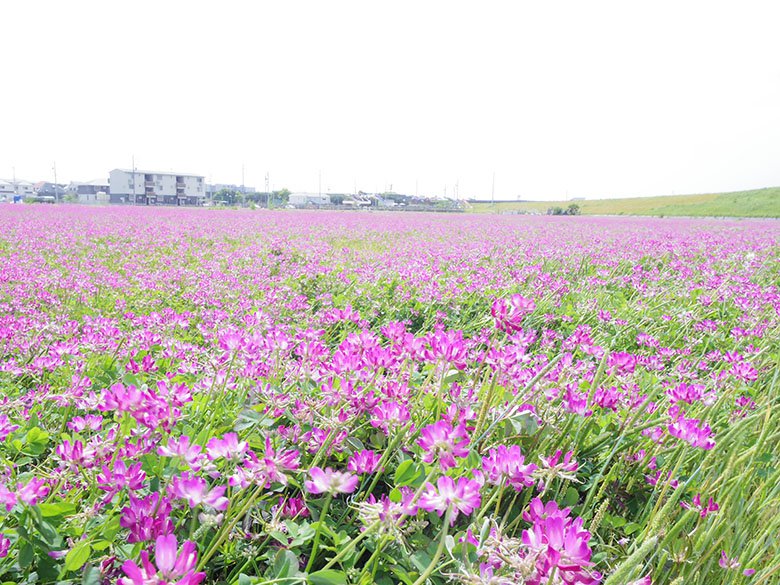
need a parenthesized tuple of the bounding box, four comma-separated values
(275, 496, 309, 519)
(482, 445, 537, 490)
(120, 534, 205, 585)
(97, 460, 146, 492)
(228, 438, 300, 489)
(18, 477, 50, 505)
(67, 414, 103, 433)
(418, 476, 482, 524)
(347, 450, 381, 474)
(206, 432, 248, 462)
(305, 467, 359, 495)
(0, 484, 18, 511)
(0, 534, 9, 558)
(521, 507, 600, 584)
(681, 493, 719, 517)
(522, 498, 571, 524)
(120, 493, 174, 543)
(158, 436, 204, 470)
(0, 415, 19, 441)
(417, 420, 470, 470)
(491, 294, 536, 333)
(370, 400, 410, 434)
(170, 473, 229, 511)
(718, 550, 755, 575)
(668, 417, 715, 450)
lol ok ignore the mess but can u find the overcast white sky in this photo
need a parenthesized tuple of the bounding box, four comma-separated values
(2, 1, 779, 200)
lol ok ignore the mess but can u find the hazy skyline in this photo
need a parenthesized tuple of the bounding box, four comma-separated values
(2, 1, 779, 200)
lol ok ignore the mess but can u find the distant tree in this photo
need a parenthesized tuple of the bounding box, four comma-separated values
(215, 188, 243, 205)
(566, 203, 581, 216)
(330, 194, 345, 205)
(547, 206, 564, 215)
(272, 188, 290, 205)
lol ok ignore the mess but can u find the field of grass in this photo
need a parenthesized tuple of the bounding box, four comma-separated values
(469, 187, 780, 217)
(0, 207, 778, 585)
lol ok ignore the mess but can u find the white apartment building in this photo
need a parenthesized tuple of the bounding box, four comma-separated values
(108, 169, 205, 206)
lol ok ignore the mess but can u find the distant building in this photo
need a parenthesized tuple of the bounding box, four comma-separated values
(108, 169, 205, 206)
(0, 179, 34, 201)
(33, 182, 66, 199)
(289, 192, 330, 207)
(67, 179, 110, 204)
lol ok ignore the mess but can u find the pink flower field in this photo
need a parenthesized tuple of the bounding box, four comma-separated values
(0, 205, 778, 585)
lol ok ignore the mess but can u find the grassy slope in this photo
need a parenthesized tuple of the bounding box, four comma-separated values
(469, 187, 780, 217)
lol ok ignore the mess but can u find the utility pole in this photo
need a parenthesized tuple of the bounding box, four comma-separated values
(241, 164, 245, 194)
(318, 170, 322, 199)
(491, 171, 495, 205)
(265, 172, 270, 208)
(53, 162, 58, 203)
(131, 155, 136, 205)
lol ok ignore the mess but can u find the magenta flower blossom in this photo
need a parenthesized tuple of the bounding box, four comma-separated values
(0, 415, 19, 441)
(521, 504, 600, 584)
(228, 438, 300, 489)
(18, 477, 50, 505)
(370, 400, 411, 434)
(97, 460, 146, 492)
(417, 420, 470, 470)
(347, 450, 382, 474)
(482, 445, 537, 490)
(206, 432, 249, 462)
(120, 534, 205, 585)
(0, 534, 9, 558)
(491, 294, 536, 333)
(681, 493, 719, 517)
(305, 467, 359, 495)
(170, 473, 229, 511)
(55, 439, 89, 470)
(120, 493, 174, 543)
(275, 496, 310, 519)
(668, 417, 715, 450)
(418, 476, 482, 524)
(67, 414, 104, 433)
(158, 436, 204, 470)
(522, 498, 571, 524)
(0, 484, 18, 511)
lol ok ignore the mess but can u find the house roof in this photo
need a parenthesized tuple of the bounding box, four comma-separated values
(70, 179, 109, 186)
(111, 168, 205, 178)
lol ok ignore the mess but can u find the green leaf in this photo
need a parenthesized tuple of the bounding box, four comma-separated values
(19, 541, 34, 568)
(308, 569, 347, 585)
(38, 502, 77, 517)
(394, 460, 422, 486)
(65, 542, 92, 572)
(82, 565, 102, 585)
(563, 486, 580, 507)
(23, 426, 50, 456)
(270, 549, 299, 579)
(624, 522, 642, 535)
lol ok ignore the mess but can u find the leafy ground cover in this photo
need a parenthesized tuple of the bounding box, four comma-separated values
(469, 186, 780, 217)
(0, 206, 778, 585)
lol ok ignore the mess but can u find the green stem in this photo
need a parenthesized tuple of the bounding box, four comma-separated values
(197, 485, 262, 571)
(321, 520, 381, 570)
(411, 508, 452, 585)
(305, 492, 333, 573)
